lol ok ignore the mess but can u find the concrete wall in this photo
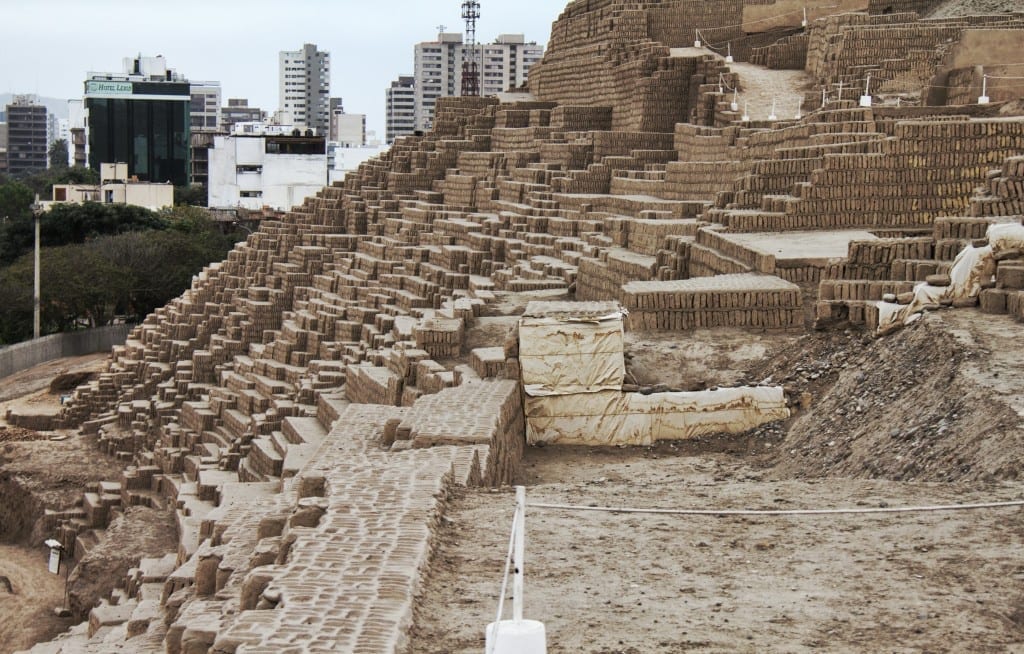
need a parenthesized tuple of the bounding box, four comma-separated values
(0, 325, 129, 380)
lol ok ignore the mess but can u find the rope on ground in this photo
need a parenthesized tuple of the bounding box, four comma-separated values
(528, 499, 1024, 517)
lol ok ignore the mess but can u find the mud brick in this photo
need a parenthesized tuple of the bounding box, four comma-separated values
(996, 262, 1024, 290)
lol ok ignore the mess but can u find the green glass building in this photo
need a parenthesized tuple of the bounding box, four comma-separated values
(85, 78, 191, 186)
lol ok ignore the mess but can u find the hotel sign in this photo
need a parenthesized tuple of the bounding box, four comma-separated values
(86, 81, 134, 96)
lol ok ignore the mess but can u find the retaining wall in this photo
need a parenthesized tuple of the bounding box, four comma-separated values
(0, 325, 129, 380)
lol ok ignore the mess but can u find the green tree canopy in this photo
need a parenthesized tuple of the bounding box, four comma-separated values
(0, 206, 235, 344)
(49, 139, 70, 170)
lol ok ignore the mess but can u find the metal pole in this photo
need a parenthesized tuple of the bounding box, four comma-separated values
(62, 546, 71, 614)
(513, 485, 525, 622)
(33, 195, 41, 340)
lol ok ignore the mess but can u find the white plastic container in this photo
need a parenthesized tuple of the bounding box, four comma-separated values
(485, 620, 547, 654)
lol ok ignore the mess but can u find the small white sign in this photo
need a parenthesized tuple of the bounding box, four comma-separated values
(48, 548, 61, 575)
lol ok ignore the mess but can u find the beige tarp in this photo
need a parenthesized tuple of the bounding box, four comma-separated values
(878, 222, 1024, 334)
(519, 313, 625, 397)
(525, 387, 790, 446)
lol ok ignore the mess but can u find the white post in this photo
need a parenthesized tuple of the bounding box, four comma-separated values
(33, 195, 41, 340)
(725, 42, 733, 64)
(979, 74, 990, 104)
(731, 88, 739, 112)
(768, 97, 778, 121)
(694, 30, 701, 48)
(513, 486, 526, 622)
(802, 7, 808, 27)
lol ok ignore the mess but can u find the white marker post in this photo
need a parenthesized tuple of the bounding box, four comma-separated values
(860, 74, 873, 107)
(694, 29, 701, 48)
(45, 538, 72, 617)
(513, 486, 525, 621)
(979, 74, 990, 104)
(485, 487, 546, 654)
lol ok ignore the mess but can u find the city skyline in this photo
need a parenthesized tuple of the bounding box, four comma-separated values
(1, 0, 557, 139)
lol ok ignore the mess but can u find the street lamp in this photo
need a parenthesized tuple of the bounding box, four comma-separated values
(32, 194, 43, 340)
(231, 221, 254, 237)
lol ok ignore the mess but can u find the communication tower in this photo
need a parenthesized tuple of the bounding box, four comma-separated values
(461, 1, 481, 96)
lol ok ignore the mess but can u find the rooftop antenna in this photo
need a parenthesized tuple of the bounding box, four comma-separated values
(437, 24, 448, 34)
(461, 1, 481, 97)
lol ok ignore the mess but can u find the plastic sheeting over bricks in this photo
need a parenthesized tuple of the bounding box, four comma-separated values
(876, 223, 1024, 335)
(525, 387, 791, 446)
(519, 301, 626, 398)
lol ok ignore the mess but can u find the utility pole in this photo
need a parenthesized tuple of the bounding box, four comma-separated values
(33, 194, 42, 340)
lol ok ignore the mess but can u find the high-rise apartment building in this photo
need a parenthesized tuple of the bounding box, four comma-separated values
(410, 32, 543, 133)
(221, 99, 264, 132)
(279, 43, 330, 135)
(385, 75, 416, 143)
(84, 55, 192, 186)
(0, 122, 8, 175)
(190, 82, 222, 133)
(5, 96, 49, 176)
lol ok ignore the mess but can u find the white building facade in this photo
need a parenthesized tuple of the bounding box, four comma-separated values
(411, 32, 543, 133)
(385, 75, 416, 143)
(279, 44, 330, 135)
(190, 82, 222, 133)
(208, 124, 327, 211)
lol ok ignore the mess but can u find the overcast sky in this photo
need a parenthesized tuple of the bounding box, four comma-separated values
(1, 0, 562, 138)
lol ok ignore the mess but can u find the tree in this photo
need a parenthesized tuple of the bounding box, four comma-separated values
(0, 202, 168, 267)
(174, 184, 208, 207)
(49, 139, 70, 170)
(0, 181, 33, 222)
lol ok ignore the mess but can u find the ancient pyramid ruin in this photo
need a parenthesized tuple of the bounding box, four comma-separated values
(18, 0, 1024, 651)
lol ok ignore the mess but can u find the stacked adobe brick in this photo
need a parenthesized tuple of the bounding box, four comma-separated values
(19, 1, 1024, 651)
(816, 154, 1024, 327)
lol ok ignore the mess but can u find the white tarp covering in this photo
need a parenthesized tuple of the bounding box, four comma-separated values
(519, 313, 625, 397)
(877, 243, 995, 335)
(988, 222, 1024, 255)
(877, 222, 1024, 334)
(525, 387, 790, 446)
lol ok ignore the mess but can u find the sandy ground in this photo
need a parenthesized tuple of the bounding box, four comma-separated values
(0, 353, 123, 651)
(0, 545, 74, 654)
(0, 353, 108, 426)
(728, 62, 816, 121)
(410, 448, 1024, 653)
(411, 308, 1024, 653)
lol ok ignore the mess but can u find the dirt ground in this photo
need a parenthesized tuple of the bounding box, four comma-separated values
(0, 353, 128, 650)
(410, 308, 1024, 653)
(0, 545, 74, 654)
(928, 0, 1024, 18)
(411, 450, 1024, 654)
